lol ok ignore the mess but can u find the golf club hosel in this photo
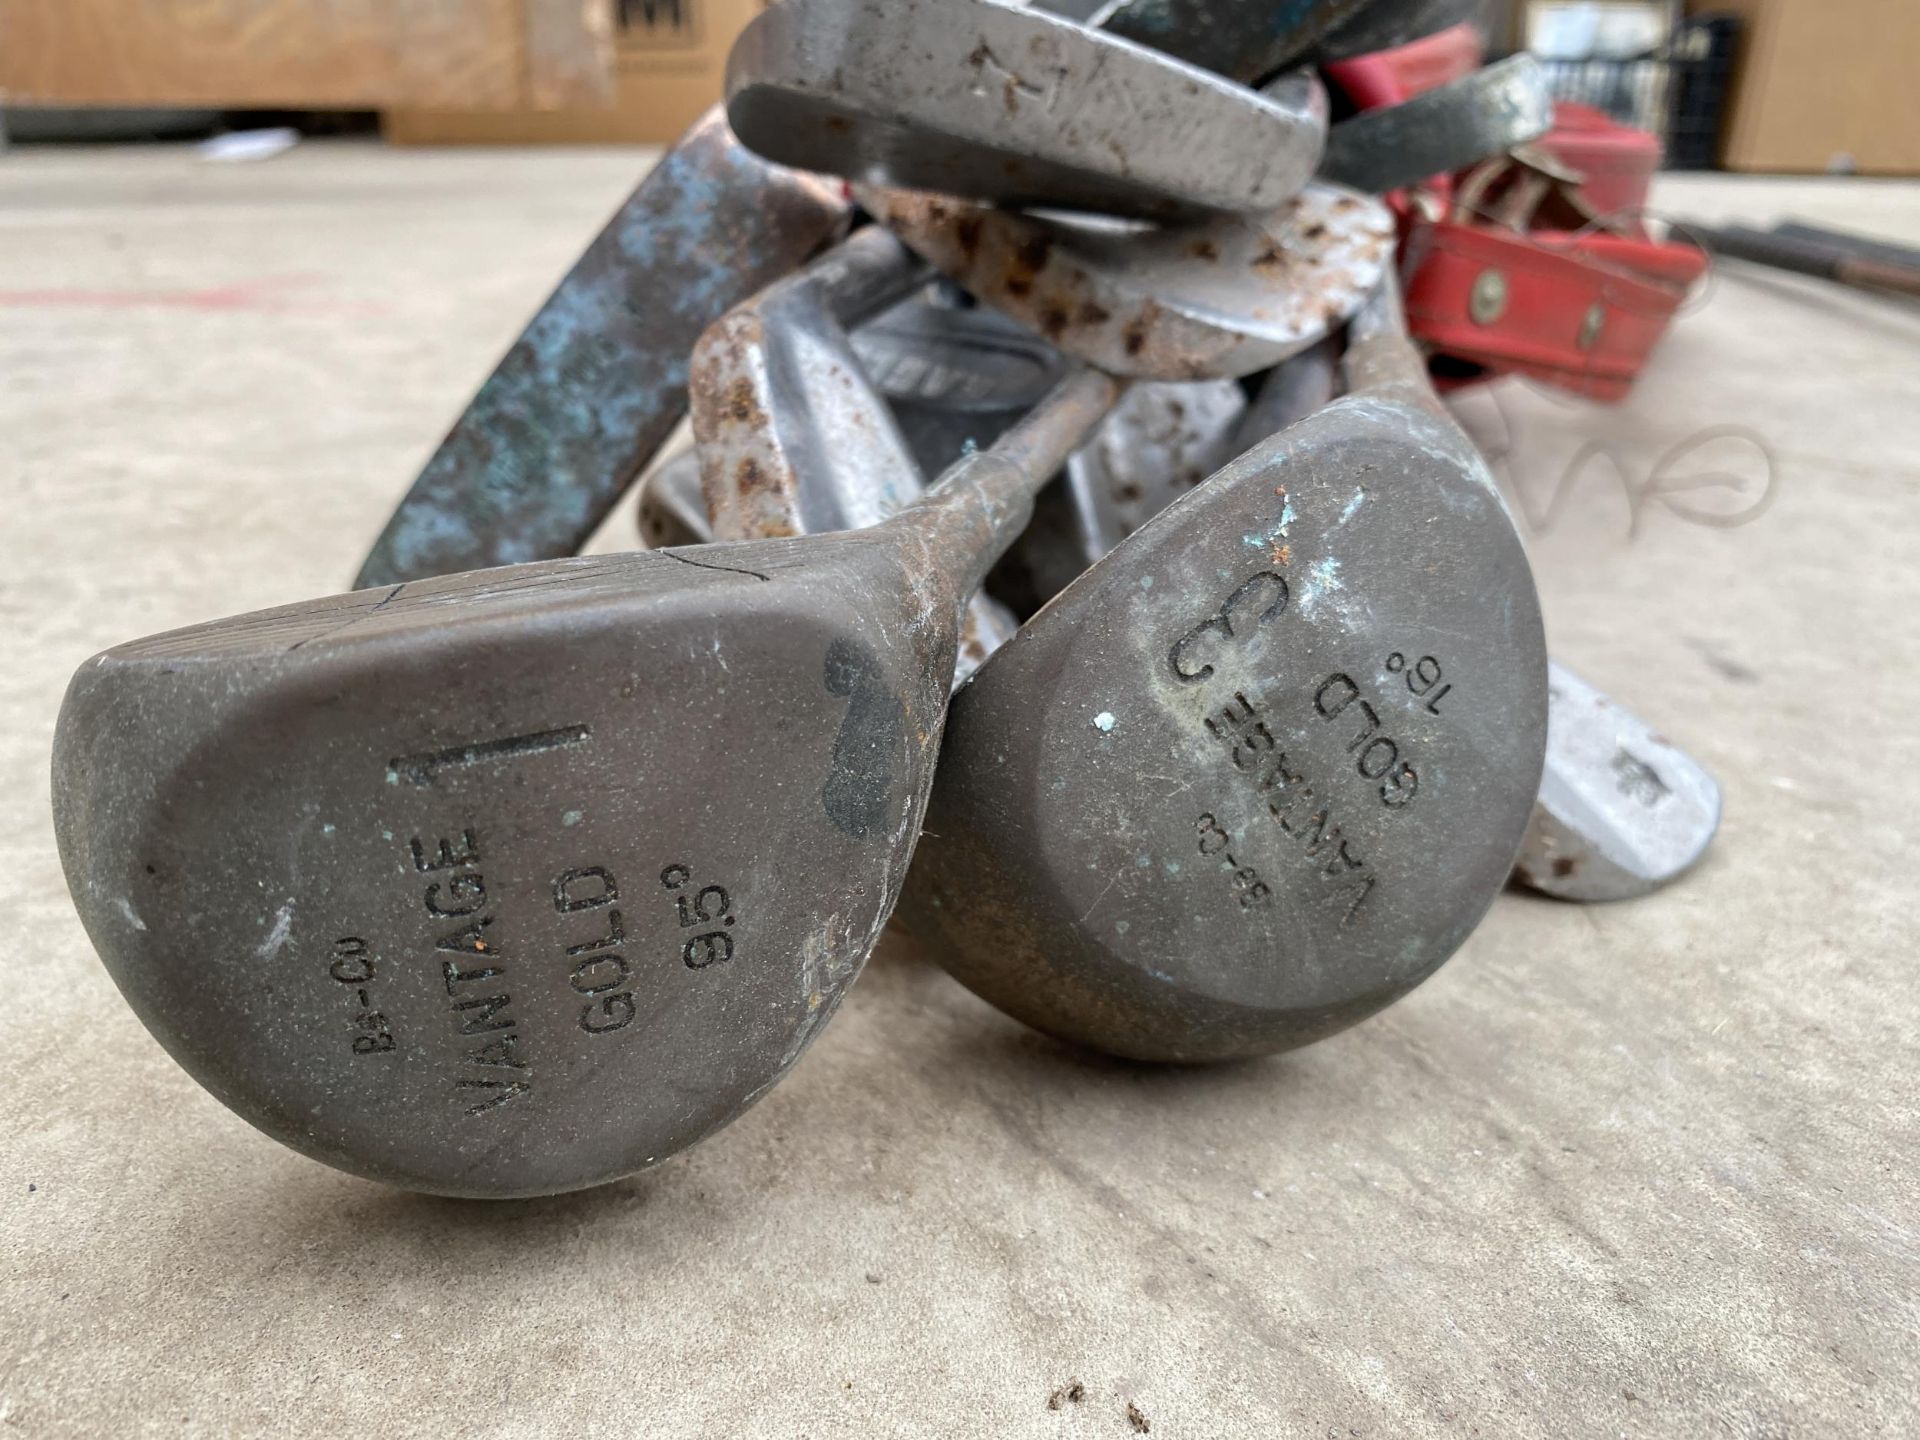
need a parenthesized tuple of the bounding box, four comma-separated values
(1341, 272, 1444, 418)
(895, 368, 1121, 590)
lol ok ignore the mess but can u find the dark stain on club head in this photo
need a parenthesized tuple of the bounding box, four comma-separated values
(822, 636, 904, 840)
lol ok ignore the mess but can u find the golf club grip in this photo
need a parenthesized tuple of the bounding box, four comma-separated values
(1774, 220, 1920, 274)
(1698, 224, 1920, 298)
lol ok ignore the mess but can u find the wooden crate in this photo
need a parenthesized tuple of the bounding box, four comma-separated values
(0, 0, 614, 110)
(385, 0, 768, 146)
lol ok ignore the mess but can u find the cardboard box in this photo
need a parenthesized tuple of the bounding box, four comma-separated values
(1703, 0, 1920, 175)
(0, 0, 613, 111)
(386, 0, 768, 145)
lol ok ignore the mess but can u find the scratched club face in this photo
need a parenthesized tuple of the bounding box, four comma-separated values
(901, 396, 1549, 1062)
(52, 546, 945, 1197)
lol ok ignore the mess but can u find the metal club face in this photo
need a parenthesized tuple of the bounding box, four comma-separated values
(1515, 663, 1722, 903)
(53, 373, 1117, 1197)
(355, 107, 848, 588)
(688, 228, 1021, 685)
(900, 286, 1549, 1062)
(1319, 54, 1554, 196)
(862, 181, 1397, 380)
(725, 0, 1326, 221)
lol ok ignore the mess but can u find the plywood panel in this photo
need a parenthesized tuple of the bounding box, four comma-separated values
(0, 0, 613, 109)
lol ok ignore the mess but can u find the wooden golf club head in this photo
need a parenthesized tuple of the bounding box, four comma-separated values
(53, 372, 1117, 1197)
(900, 280, 1549, 1061)
(726, 0, 1326, 221)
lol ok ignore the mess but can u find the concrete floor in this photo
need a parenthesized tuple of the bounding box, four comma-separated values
(1, 142, 1916, 1438)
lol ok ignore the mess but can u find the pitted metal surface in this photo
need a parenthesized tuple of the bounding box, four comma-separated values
(1065, 380, 1248, 559)
(54, 370, 1118, 1196)
(900, 278, 1548, 1061)
(689, 228, 1021, 688)
(726, 0, 1325, 221)
(861, 181, 1396, 380)
(1320, 54, 1554, 196)
(355, 108, 848, 587)
(1517, 662, 1723, 903)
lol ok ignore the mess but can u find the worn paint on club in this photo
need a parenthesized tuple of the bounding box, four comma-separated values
(355, 108, 847, 587)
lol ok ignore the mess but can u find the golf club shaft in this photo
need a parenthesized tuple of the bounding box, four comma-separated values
(1341, 270, 1441, 413)
(897, 368, 1121, 591)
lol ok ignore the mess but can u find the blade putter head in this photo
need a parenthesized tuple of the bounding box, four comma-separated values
(726, 0, 1325, 222)
(688, 228, 1019, 686)
(900, 280, 1549, 1062)
(1516, 663, 1723, 903)
(861, 181, 1397, 380)
(355, 106, 848, 588)
(1319, 54, 1554, 196)
(54, 371, 1119, 1197)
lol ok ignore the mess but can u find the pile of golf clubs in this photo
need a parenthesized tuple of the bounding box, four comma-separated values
(51, 0, 1720, 1199)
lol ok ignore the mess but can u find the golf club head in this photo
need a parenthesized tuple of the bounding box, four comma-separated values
(356, 107, 848, 587)
(1320, 54, 1553, 195)
(861, 181, 1397, 380)
(852, 287, 1074, 479)
(900, 278, 1548, 1061)
(636, 449, 709, 550)
(689, 228, 1020, 686)
(1065, 380, 1249, 558)
(727, 0, 1327, 222)
(1084, 0, 1377, 83)
(1515, 663, 1722, 903)
(53, 371, 1118, 1196)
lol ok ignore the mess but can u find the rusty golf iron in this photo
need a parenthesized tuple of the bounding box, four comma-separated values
(861, 180, 1396, 380)
(725, 0, 1326, 222)
(689, 227, 1020, 685)
(1516, 663, 1721, 902)
(898, 274, 1548, 1061)
(53, 369, 1117, 1197)
(356, 107, 847, 587)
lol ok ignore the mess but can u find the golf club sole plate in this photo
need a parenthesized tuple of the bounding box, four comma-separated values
(55, 373, 1118, 1196)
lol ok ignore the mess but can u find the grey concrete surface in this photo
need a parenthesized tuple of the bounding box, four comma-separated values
(1, 143, 1916, 1437)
